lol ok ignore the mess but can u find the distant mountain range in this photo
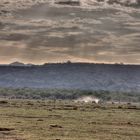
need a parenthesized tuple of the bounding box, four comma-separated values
(9, 62, 33, 66)
(0, 62, 140, 92)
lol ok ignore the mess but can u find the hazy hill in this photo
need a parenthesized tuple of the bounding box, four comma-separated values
(10, 61, 26, 66)
(9, 62, 33, 67)
(0, 63, 140, 92)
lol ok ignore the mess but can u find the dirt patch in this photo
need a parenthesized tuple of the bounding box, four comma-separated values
(6, 114, 48, 119)
(88, 121, 140, 127)
(37, 119, 43, 121)
(0, 100, 8, 104)
(55, 0, 80, 6)
(127, 105, 140, 110)
(0, 128, 14, 131)
(5, 114, 62, 120)
(49, 124, 63, 128)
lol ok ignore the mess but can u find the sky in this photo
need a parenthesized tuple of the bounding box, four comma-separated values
(0, 0, 140, 64)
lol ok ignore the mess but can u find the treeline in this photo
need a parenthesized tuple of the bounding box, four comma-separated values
(0, 88, 140, 102)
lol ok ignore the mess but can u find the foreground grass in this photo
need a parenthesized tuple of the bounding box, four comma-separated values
(0, 99, 140, 140)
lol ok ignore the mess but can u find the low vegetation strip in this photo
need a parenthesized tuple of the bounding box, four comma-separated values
(0, 88, 140, 103)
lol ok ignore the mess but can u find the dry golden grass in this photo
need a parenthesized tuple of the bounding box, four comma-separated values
(0, 99, 140, 140)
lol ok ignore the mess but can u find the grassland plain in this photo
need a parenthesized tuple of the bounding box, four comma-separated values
(0, 99, 140, 140)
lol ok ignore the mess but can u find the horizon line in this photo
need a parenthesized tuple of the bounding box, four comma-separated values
(0, 61, 140, 66)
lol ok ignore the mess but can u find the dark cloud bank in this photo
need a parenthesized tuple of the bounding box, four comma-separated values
(0, 0, 140, 64)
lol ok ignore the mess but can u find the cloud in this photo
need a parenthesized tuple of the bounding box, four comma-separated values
(0, 0, 140, 64)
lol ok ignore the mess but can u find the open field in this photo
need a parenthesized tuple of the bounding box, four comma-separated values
(0, 99, 140, 140)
